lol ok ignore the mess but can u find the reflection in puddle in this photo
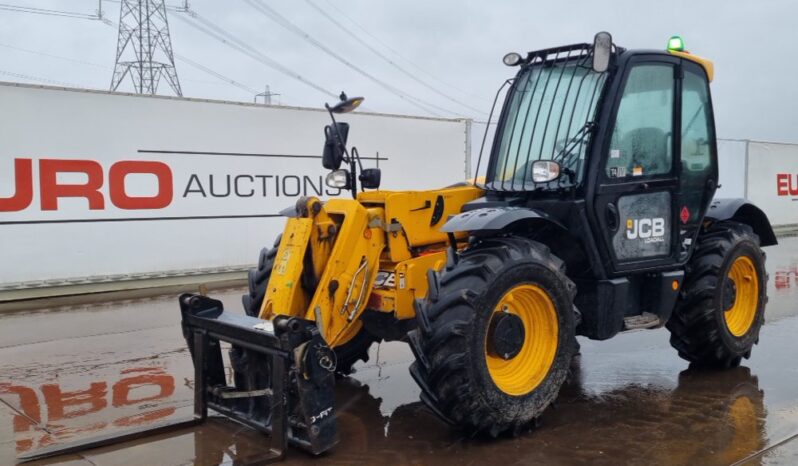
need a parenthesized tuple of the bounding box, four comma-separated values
(1, 366, 178, 455)
(333, 362, 768, 466)
(551, 362, 767, 466)
(5, 360, 766, 466)
(774, 264, 798, 291)
(178, 362, 771, 465)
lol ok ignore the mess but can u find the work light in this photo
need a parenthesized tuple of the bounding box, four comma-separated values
(503, 52, 523, 66)
(326, 169, 351, 189)
(531, 160, 561, 183)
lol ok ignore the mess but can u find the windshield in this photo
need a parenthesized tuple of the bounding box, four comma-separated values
(487, 55, 608, 190)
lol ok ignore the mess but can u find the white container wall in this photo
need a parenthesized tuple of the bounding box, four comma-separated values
(0, 83, 470, 287)
(746, 141, 798, 227)
(716, 139, 747, 199)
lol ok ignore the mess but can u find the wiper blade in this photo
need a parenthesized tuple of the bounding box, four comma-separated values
(553, 121, 594, 165)
(551, 121, 596, 180)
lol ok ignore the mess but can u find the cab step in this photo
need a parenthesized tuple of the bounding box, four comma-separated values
(623, 312, 662, 330)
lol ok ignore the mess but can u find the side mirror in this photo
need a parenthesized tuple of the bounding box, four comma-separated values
(329, 93, 364, 114)
(322, 122, 349, 170)
(592, 31, 612, 73)
(359, 168, 381, 190)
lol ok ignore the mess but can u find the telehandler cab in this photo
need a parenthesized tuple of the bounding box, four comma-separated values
(20, 32, 777, 463)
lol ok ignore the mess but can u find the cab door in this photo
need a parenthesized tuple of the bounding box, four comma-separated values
(675, 60, 718, 260)
(592, 56, 681, 273)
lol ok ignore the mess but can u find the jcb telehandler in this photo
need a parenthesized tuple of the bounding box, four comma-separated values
(21, 32, 777, 463)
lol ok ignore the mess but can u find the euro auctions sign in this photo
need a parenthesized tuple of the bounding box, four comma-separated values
(776, 173, 798, 198)
(1, 159, 173, 212)
(0, 83, 469, 285)
(745, 141, 798, 227)
(0, 155, 345, 219)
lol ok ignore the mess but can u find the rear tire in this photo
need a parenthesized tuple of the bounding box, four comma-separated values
(408, 236, 576, 436)
(667, 222, 768, 368)
(239, 234, 378, 375)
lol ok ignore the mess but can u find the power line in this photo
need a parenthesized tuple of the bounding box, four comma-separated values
(101, 20, 261, 95)
(0, 41, 252, 89)
(0, 68, 87, 88)
(172, 10, 338, 100)
(175, 53, 259, 94)
(319, 0, 488, 103)
(102, 0, 187, 12)
(0, 5, 262, 98)
(304, 0, 486, 116)
(0, 2, 98, 19)
(244, 0, 456, 117)
(0, 42, 107, 68)
(1, 1, 471, 116)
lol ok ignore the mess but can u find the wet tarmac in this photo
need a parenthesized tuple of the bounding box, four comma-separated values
(2, 237, 798, 465)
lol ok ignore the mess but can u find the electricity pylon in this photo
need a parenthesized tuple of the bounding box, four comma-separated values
(110, 0, 182, 96)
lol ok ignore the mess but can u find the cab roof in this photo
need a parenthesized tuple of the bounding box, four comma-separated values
(616, 48, 714, 82)
(520, 41, 715, 83)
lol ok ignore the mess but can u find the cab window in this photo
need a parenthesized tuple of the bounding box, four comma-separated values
(605, 63, 675, 179)
(679, 65, 714, 223)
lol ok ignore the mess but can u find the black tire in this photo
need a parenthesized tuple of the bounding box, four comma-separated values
(408, 236, 576, 436)
(667, 221, 768, 368)
(239, 234, 378, 375)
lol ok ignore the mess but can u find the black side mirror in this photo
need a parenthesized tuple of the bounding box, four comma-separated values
(359, 168, 381, 190)
(592, 31, 612, 73)
(322, 122, 349, 170)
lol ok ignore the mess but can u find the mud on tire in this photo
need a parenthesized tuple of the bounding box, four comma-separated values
(408, 236, 576, 436)
(238, 234, 378, 375)
(667, 221, 768, 368)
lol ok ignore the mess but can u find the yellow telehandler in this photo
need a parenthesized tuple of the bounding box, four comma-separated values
(21, 32, 777, 463)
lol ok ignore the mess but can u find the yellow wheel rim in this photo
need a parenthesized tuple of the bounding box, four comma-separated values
(721, 396, 759, 463)
(485, 284, 559, 396)
(724, 256, 759, 337)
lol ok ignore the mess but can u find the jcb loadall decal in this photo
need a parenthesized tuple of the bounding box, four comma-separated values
(626, 217, 666, 242)
(613, 192, 671, 260)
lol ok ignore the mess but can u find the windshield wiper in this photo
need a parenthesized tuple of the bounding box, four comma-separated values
(553, 121, 594, 164)
(552, 121, 595, 182)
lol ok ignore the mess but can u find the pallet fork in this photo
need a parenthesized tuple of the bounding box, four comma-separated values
(18, 294, 338, 463)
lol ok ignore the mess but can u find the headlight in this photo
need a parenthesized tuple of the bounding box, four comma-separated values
(325, 169, 351, 189)
(503, 52, 523, 66)
(531, 160, 562, 183)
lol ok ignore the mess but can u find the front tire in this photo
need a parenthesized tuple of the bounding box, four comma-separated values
(667, 222, 768, 368)
(408, 237, 576, 435)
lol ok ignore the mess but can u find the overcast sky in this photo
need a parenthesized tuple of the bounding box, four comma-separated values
(0, 0, 796, 143)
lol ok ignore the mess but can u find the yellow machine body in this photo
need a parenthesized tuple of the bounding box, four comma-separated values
(258, 184, 483, 347)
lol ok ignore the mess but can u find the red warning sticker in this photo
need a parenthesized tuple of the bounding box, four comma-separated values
(680, 206, 690, 224)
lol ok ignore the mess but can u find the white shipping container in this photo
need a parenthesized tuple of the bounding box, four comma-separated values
(746, 141, 798, 227)
(716, 139, 747, 199)
(0, 82, 471, 289)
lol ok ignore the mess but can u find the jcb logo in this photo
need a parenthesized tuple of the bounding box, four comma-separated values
(626, 217, 666, 242)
